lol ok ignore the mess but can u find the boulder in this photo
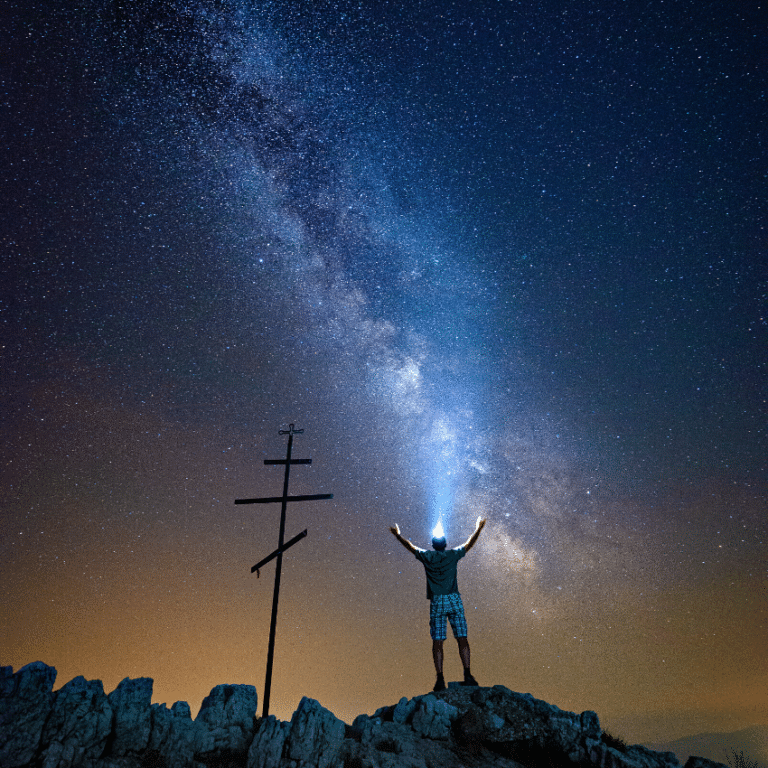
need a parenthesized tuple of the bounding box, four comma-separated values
(0, 662, 58, 768)
(441, 685, 599, 764)
(340, 713, 436, 768)
(39, 675, 113, 768)
(410, 693, 459, 740)
(247, 715, 290, 768)
(106, 676, 154, 757)
(684, 758, 731, 768)
(283, 697, 346, 768)
(587, 739, 681, 768)
(147, 700, 203, 768)
(392, 695, 418, 725)
(195, 683, 259, 760)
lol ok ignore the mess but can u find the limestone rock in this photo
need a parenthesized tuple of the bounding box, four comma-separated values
(0, 661, 57, 768)
(392, 695, 418, 725)
(147, 699, 203, 768)
(107, 676, 154, 757)
(195, 683, 259, 760)
(441, 685, 597, 764)
(341, 714, 434, 768)
(39, 675, 113, 768)
(587, 739, 681, 768)
(247, 715, 290, 768)
(684, 758, 731, 768)
(283, 697, 346, 768)
(410, 693, 459, 740)
(0, 663, 733, 768)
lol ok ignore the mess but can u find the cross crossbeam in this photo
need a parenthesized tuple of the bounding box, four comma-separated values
(236, 424, 333, 718)
(251, 529, 307, 576)
(236, 493, 333, 505)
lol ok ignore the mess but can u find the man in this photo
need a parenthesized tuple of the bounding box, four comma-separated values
(389, 516, 486, 692)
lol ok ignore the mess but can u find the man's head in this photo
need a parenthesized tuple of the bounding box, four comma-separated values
(432, 520, 446, 550)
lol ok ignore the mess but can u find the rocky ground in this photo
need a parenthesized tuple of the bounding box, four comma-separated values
(0, 662, 727, 768)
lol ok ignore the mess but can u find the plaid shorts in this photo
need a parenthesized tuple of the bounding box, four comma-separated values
(429, 593, 468, 641)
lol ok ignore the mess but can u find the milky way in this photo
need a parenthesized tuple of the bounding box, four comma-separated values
(2, 0, 765, 743)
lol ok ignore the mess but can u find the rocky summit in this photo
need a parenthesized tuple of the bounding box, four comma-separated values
(0, 663, 726, 768)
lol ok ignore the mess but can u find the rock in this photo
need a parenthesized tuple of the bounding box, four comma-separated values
(0, 662, 57, 768)
(453, 700, 504, 756)
(440, 685, 598, 764)
(147, 700, 203, 768)
(339, 716, 437, 768)
(410, 693, 459, 740)
(392, 696, 418, 725)
(39, 675, 113, 768)
(247, 715, 289, 768)
(283, 697, 346, 768)
(195, 683, 259, 759)
(587, 739, 682, 768)
(107, 677, 154, 757)
(684, 758, 730, 768)
(0, 664, 733, 768)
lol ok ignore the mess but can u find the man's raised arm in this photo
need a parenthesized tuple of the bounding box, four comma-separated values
(461, 517, 487, 553)
(390, 523, 424, 554)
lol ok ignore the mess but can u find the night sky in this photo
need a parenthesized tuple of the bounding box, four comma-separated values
(2, 0, 765, 746)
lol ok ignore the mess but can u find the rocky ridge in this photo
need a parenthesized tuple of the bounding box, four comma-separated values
(1, 662, 727, 768)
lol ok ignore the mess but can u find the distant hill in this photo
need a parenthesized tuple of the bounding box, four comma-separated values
(650, 725, 768, 768)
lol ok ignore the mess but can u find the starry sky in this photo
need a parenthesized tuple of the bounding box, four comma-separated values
(2, 0, 765, 746)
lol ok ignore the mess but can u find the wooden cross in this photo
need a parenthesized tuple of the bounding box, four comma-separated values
(235, 424, 333, 718)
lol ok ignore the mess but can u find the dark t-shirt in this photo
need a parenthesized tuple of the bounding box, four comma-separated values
(414, 547, 466, 599)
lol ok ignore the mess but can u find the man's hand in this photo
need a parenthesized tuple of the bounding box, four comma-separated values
(390, 524, 422, 554)
(463, 517, 487, 553)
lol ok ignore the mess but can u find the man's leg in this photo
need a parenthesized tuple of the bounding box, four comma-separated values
(447, 595, 478, 686)
(432, 640, 444, 675)
(457, 637, 470, 670)
(430, 598, 447, 691)
(457, 637, 478, 685)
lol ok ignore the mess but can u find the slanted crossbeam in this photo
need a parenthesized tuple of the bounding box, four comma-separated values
(251, 529, 307, 576)
(235, 424, 333, 718)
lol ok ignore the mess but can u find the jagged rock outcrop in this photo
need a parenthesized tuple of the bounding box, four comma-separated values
(196, 684, 261, 764)
(0, 662, 728, 768)
(0, 661, 57, 767)
(247, 714, 289, 768)
(38, 675, 114, 768)
(282, 697, 346, 768)
(145, 699, 201, 768)
(107, 676, 154, 758)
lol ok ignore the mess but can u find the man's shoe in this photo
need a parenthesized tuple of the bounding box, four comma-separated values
(433, 674, 446, 692)
(462, 672, 479, 686)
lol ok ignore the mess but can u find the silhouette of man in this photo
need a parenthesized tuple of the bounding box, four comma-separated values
(389, 517, 486, 691)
